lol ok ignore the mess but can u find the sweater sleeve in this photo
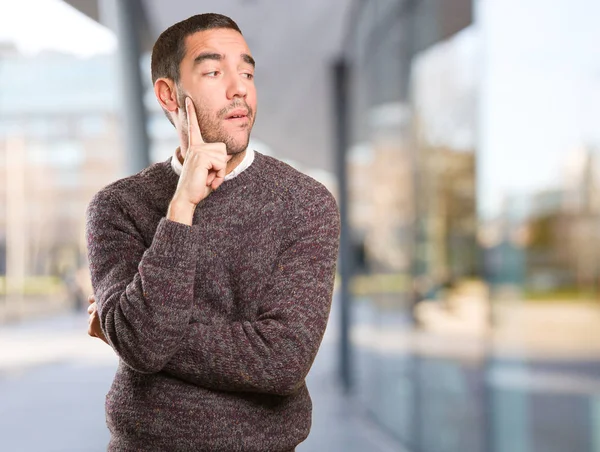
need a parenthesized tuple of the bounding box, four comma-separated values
(86, 190, 201, 373)
(161, 191, 340, 396)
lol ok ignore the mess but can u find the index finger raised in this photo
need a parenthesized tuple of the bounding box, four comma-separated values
(185, 97, 204, 146)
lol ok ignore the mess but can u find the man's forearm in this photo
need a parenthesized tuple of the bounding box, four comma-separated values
(160, 218, 339, 395)
(161, 308, 331, 396)
(88, 192, 202, 374)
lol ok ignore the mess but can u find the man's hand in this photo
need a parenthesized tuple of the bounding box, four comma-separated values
(168, 97, 232, 225)
(87, 295, 108, 344)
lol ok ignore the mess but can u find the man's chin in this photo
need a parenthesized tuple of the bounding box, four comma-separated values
(225, 135, 251, 155)
(226, 146, 249, 156)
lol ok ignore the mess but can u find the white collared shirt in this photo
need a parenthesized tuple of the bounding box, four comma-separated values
(170, 147, 255, 180)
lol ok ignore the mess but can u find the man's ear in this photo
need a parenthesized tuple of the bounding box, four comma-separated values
(154, 78, 179, 114)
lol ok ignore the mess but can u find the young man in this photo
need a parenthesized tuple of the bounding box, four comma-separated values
(85, 13, 340, 452)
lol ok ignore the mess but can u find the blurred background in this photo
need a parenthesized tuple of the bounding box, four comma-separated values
(1, 0, 600, 451)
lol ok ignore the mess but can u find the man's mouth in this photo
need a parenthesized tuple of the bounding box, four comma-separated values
(224, 109, 249, 121)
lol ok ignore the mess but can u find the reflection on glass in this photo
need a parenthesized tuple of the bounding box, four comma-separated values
(349, 0, 600, 451)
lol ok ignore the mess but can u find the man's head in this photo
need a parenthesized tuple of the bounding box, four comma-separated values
(151, 13, 257, 156)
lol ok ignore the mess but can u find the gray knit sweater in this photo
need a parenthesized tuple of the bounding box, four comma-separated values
(86, 151, 340, 452)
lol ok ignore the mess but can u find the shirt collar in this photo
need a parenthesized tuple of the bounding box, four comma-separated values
(170, 147, 255, 181)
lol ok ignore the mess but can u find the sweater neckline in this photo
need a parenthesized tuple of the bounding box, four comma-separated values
(216, 150, 264, 191)
(165, 150, 265, 194)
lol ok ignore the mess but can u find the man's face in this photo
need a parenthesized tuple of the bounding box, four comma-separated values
(177, 28, 257, 155)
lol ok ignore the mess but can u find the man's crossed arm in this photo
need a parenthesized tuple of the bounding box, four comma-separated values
(85, 188, 339, 396)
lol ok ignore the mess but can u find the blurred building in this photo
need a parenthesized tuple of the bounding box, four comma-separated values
(414, 144, 477, 295)
(0, 50, 122, 309)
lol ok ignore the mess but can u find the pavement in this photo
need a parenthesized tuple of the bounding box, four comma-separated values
(6, 288, 600, 452)
(347, 296, 600, 452)
(0, 309, 402, 452)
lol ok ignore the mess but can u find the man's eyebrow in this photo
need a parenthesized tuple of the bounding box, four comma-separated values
(242, 54, 256, 68)
(193, 52, 255, 68)
(193, 52, 223, 65)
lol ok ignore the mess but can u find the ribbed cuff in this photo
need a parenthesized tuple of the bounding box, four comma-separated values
(147, 217, 200, 260)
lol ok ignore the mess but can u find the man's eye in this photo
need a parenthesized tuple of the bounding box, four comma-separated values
(205, 71, 220, 77)
(242, 73, 254, 80)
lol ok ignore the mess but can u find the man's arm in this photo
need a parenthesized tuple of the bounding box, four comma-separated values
(86, 190, 201, 373)
(86, 97, 230, 373)
(160, 193, 340, 396)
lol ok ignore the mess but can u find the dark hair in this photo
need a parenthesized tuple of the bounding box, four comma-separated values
(151, 13, 242, 86)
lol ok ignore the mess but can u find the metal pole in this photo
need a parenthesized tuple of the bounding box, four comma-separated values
(102, 0, 151, 175)
(332, 59, 353, 393)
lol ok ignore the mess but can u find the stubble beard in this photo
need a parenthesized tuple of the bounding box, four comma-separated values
(178, 91, 255, 156)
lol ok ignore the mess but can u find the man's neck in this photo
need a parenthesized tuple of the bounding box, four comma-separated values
(227, 149, 246, 175)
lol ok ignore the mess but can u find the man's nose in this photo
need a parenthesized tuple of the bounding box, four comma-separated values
(226, 73, 247, 99)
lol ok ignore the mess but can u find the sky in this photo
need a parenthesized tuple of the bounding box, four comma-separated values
(478, 0, 600, 219)
(0, 0, 115, 57)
